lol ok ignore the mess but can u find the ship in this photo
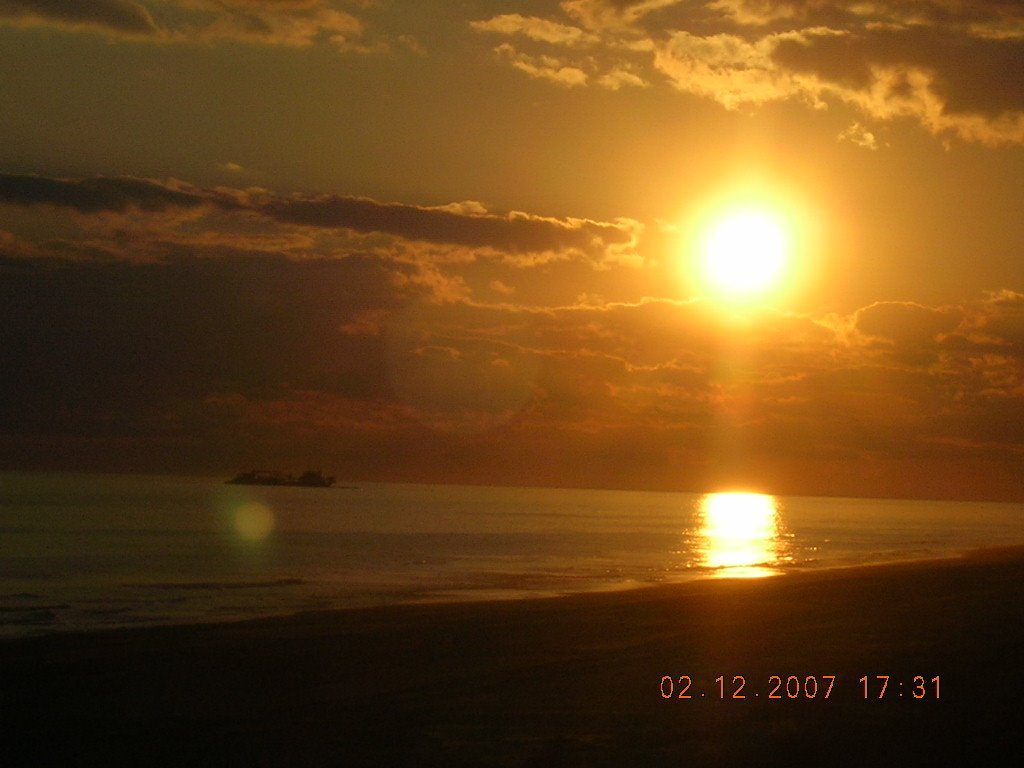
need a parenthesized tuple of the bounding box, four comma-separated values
(225, 469, 336, 487)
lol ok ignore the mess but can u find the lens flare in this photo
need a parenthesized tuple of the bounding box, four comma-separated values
(232, 501, 275, 543)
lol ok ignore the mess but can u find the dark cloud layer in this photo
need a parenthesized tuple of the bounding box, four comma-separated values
(0, 0, 157, 34)
(0, 174, 205, 213)
(2, 237, 1022, 497)
(0, 252, 413, 429)
(0, 173, 638, 260)
(260, 195, 635, 255)
(0, 171, 1019, 501)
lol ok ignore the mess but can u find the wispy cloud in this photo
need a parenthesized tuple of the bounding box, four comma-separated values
(0, 0, 158, 36)
(838, 121, 880, 149)
(177, 0, 372, 51)
(706, 0, 801, 26)
(0, 0, 384, 52)
(654, 26, 842, 109)
(470, 13, 597, 46)
(492, 43, 590, 86)
(560, 0, 683, 34)
(471, 0, 1024, 145)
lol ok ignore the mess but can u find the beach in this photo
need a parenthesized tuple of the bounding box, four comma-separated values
(4, 547, 1023, 766)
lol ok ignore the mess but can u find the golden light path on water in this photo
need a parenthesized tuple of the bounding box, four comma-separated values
(695, 492, 788, 578)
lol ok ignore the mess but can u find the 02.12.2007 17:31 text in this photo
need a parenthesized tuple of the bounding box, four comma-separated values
(659, 674, 836, 700)
(659, 674, 941, 700)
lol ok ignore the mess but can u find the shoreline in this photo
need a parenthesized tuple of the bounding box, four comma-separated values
(5, 544, 1023, 643)
(4, 546, 1024, 765)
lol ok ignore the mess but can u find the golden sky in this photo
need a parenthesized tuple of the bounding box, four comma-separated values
(1, 1, 1023, 499)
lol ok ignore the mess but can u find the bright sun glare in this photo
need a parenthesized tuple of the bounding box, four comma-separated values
(699, 206, 790, 301)
(697, 492, 783, 578)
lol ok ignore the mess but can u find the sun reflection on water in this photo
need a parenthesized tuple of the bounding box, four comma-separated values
(694, 492, 786, 578)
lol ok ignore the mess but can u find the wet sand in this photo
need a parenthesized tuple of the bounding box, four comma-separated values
(4, 548, 1024, 766)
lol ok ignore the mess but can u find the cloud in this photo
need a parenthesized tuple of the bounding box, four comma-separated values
(472, 4, 660, 89)
(470, 13, 597, 46)
(492, 42, 589, 87)
(961, 290, 1024, 350)
(373, 294, 1024, 494)
(707, 0, 802, 26)
(838, 121, 880, 148)
(0, 0, 158, 35)
(0, 174, 207, 213)
(560, 0, 683, 34)
(970, 17, 1024, 41)
(3, 226, 1023, 496)
(771, 22, 1024, 144)
(471, 0, 1024, 146)
(2, 174, 1022, 497)
(654, 27, 840, 109)
(853, 300, 963, 366)
(489, 279, 516, 296)
(5, 0, 1022, 144)
(0, 0, 383, 52)
(0, 173, 642, 267)
(597, 66, 649, 88)
(256, 191, 640, 260)
(854, 300, 962, 347)
(178, 0, 371, 51)
(0, 251, 415, 404)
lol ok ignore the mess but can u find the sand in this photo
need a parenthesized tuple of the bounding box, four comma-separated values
(4, 548, 1024, 766)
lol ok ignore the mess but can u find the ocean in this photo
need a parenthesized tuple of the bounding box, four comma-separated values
(2, 472, 1024, 638)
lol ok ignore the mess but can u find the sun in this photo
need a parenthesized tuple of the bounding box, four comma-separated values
(698, 205, 790, 301)
(678, 176, 818, 308)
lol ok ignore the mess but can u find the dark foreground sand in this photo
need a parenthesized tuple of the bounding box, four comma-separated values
(4, 548, 1024, 767)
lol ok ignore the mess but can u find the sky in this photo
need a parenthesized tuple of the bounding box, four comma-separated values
(1, 0, 1023, 500)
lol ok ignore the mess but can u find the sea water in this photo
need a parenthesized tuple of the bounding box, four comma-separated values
(2, 472, 1024, 638)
